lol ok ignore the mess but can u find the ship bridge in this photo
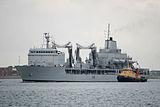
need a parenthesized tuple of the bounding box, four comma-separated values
(28, 33, 65, 67)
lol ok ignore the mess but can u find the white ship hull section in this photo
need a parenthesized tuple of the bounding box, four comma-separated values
(16, 66, 118, 82)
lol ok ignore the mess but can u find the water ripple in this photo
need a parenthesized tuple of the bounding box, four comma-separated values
(0, 79, 160, 107)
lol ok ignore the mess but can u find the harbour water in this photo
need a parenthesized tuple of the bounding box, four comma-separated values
(0, 79, 160, 107)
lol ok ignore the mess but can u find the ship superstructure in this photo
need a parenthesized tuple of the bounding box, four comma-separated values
(28, 33, 65, 67)
(16, 25, 149, 82)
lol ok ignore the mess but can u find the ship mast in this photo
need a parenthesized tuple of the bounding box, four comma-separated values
(106, 24, 110, 49)
(107, 24, 110, 40)
(127, 56, 130, 68)
(44, 33, 50, 48)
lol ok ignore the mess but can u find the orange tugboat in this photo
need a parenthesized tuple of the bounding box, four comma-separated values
(117, 68, 147, 82)
(117, 59, 147, 82)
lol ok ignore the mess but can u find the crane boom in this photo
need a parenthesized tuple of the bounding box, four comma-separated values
(52, 42, 73, 68)
(75, 43, 97, 68)
(52, 42, 71, 48)
(76, 43, 95, 49)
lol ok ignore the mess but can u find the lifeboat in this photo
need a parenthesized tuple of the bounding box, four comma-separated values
(117, 68, 147, 82)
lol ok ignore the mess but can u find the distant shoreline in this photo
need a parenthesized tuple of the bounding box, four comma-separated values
(149, 76, 160, 79)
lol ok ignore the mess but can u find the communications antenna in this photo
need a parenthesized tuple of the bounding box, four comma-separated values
(18, 56, 20, 65)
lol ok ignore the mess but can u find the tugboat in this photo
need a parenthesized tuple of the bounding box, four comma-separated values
(117, 60, 147, 82)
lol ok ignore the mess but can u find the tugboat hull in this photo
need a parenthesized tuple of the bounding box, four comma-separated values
(117, 75, 147, 82)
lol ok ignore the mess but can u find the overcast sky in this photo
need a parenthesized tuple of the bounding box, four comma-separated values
(0, 0, 160, 70)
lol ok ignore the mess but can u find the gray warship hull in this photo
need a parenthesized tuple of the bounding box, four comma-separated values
(16, 66, 119, 82)
(16, 32, 150, 82)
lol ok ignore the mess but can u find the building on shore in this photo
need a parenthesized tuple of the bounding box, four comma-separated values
(150, 70, 160, 79)
(0, 66, 20, 79)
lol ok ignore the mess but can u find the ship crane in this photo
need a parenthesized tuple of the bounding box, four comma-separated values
(76, 43, 97, 68)
(52, 42, 71, 49)
(52, 42, 73, 68)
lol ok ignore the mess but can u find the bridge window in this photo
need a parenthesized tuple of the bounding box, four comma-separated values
(30, 50, 56, 53)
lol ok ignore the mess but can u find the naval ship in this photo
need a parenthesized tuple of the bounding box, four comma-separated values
(16, 26, 149, 82)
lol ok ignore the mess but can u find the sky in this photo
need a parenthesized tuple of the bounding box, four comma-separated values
(0, 0, 160, 70)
